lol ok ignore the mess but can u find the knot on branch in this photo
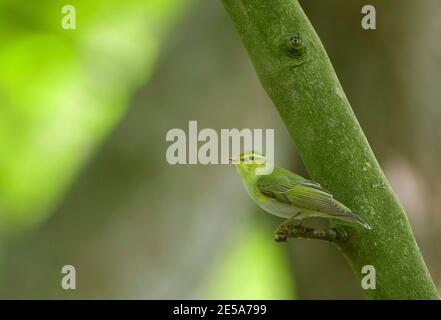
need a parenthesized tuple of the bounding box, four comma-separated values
(285, 33, 308, 59)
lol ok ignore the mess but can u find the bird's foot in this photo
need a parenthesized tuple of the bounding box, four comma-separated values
(274, 222, 295, 242)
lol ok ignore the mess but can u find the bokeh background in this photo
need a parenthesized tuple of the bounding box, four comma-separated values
(0, 0, 440, 299)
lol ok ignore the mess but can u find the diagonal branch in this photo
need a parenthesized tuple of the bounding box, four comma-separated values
(221, 0, 439, 299)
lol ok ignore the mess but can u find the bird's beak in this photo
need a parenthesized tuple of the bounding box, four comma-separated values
(229, 156, 239, 163)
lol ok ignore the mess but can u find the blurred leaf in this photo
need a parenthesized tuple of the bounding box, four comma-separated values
(199, 219, 295, 299)
(0, 0, 192, 231)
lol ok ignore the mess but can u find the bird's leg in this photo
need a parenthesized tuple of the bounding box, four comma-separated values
(274, 215, 300, 242)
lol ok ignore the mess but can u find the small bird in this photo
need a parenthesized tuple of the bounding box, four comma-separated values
(231, 151, 370, 240)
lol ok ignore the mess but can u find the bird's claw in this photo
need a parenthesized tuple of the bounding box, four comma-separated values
(274, 223, 294, 242)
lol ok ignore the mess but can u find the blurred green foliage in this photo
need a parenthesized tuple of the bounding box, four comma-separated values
(200, 219, 295, 299)
(0, 0, 299, 299)
(0, 0, 189, 231)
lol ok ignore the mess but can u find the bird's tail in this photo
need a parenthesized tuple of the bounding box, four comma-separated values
(340, 211, 371, 230)
(332, 200, 371, 230)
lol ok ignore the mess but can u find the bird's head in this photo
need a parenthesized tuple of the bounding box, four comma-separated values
(230, 151, 267, 175)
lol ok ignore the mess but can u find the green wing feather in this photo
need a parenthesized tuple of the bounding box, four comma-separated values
(256, 168, 370, 229)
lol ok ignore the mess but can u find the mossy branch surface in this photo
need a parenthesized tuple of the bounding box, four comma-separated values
(274, 225, 340, 243)
(222, 0, 439, 299)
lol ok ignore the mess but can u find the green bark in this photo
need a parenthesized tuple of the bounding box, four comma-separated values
(221, 0, 439, 299)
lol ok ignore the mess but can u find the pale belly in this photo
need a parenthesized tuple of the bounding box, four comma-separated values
(242, 180, 301, 219)
(256, 196, 301, 219)
(242, 180, 335, 222)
